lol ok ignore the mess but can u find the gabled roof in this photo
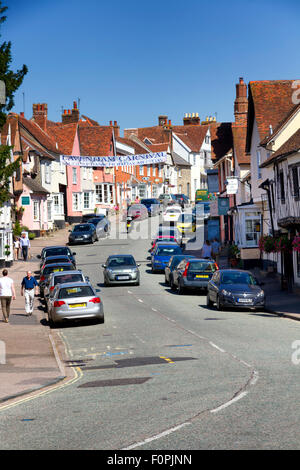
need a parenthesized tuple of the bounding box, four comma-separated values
(117, 137, 149, 155)
(172, 152, 191, 167)
(172, 125, 208, 152)
(78, 126, 113, 156)
(47, 122, 78, 155)
(23, 176, 49, 194)
(81, 115, 100, 126)
(246, 80, 297, 152)
(18, 115, 60, 154)
(136, 126, 171, 145)
(210, 122, 233, 161)
(260, 128, 300, 168)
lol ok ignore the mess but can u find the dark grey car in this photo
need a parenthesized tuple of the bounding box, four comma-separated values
(206, 269, 265, 311)
(172, 258, 218, 294)
(102, 255, 140, 286)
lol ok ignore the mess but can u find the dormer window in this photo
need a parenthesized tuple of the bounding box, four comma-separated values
(144, 138, 152, 146)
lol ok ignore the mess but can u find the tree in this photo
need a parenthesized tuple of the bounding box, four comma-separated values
(0, 2, 28, 208)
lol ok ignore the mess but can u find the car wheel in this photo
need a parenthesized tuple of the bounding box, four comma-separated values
(170, 277, 176, 291)
(165, 275, 169, 285)
(135, 280, 140, 286)
(206, 293, 213, 308)
(216, 295, 223, 311)
(48, 312, 54, 327)
(97, 317, 105, 324)
(151, 266, 156, 274)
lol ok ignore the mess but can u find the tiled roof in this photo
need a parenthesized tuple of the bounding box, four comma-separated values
(47, 122, 78, 155)
(81, 115, 100, 126)
(23, 176, 49, 194)
(232, 124, 249, 165)
(172, 125, 208, 152)
(247, 80, 297, 150)
(136, 126, 171, 145)
(78, 126, 113, 156)
(147, 143, 169, 153)
(210, 122, 233, 161)
(117, 137, 149, 155)
(172, 152, 191, 167)
(261, 128, 300, 168)
(20, 135, 55, 160)
(19, 116, 60, 154)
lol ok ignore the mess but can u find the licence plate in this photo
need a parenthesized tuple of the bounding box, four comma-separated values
(196, 275, 209, 278)
(117, 275, 130, 280)
(237, 298, 252, 303)
(69, 303, 86, 308)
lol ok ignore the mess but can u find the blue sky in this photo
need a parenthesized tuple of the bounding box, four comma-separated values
(3, 0, 300, 131)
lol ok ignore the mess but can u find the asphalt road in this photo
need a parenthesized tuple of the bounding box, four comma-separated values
(1, 215, 300, 450)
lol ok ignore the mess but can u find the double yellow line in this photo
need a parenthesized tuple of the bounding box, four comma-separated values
(160, 356, 174, 364)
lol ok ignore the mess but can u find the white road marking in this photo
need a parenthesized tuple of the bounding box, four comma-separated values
(138, 299, 144, 303)
(122, 422, 191, 450)
(210, 391, 248, 414)
(209, 341, 226, 353)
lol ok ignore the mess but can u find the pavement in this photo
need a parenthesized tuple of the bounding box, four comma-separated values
(1, 217, 300, 406)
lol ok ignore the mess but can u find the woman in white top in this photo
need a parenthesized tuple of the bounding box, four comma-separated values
(201, 240, 212, 259)
(0, 269, 16, 323)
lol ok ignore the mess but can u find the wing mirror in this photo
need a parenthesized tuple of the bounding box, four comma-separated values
(102, 264, 106, 268)
(37, 255, 41, 259)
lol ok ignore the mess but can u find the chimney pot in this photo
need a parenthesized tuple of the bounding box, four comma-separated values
(20, 112, 24, 117)
(109, 121, 112, 126)
(73, 101, 77, 109)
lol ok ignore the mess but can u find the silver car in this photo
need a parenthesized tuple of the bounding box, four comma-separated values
(102, 255, 140, 286)
(44, 270, 89, 311)
(48, 282, 104, 325)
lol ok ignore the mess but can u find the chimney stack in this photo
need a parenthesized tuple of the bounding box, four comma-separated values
(183, 113, 200, 125)
(61, 101, 80, 124)
(234, 77, 248, 125)
(32, 103, 48, 131)
(110, 120, 120, 138)
(158, 115, 168, 127)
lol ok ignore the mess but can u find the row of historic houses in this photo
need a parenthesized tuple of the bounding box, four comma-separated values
(0, 99, 218, 265)
(213, 78, 300, 290)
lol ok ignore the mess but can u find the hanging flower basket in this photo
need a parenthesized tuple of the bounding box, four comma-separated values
(292, 236, 300, 253)
(259, 235, 277, 253)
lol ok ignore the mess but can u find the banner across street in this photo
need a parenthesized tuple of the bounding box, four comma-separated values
(60, 151, 167, 167)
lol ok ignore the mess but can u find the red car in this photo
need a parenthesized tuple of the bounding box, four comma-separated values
(150, 235, 180, 253)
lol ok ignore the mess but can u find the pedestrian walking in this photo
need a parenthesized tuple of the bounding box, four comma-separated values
(0, 269, 16, 323)
(20, 233, 30, 261)
(211, 238, 220, 265)
(201, 240, 212, 259)
(21, 271, 39, 316)
(13, 236, 21, 260)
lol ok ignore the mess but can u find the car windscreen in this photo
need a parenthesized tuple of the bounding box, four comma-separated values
(221, 272, 258, 285)
(141, 199, 157, 205)
(188, 261, 216, 272)
(158, 229, 178, 237)
(44, 247, 70, 257)
(54, 274, 84, 286)
(73, 224, 93, 232)
(89, 217, 105, 225)
(166, 208, 181, 213)
(108, 257, 136, 267)
(45, 257, 69, 264)
(177, 214, 193, 223)
(43, 265, 74, 275)
(58, 285, 94, 299)
(156, 246, 182, 255)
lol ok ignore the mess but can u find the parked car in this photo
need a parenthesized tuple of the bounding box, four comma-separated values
(162, 205, 182, 223)
(68, 223, 98, 245)
(176, 213, 196, 234)
(158, 194, 177, 206)
(171, 258, 219, 294)
(174, 194, 190, 208)
(155, 225, 182, 245)
(193, 202, 210, 221)
(38, 246, 76, 269)
(206, 269, 265, 311)
(150, 235, 180, 254)
(81, 213, 104, 223)
(41, 255, 73, 271)
(140, 198, 161, 217)
(151, 243, 183, 273)
(39, 263, 76, 297)
(87, 215, 111, 237)
(102, 255, 140, 286)
(44, 270, 89, 310)
(48, 282, 104, 325)
(127, 204, 148, 220)
(165, 254, 196, 285)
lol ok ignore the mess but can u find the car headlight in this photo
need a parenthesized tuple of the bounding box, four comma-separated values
(83, 234, 89, 238)
(221, 289, 232, 297)
(256, 291, 264, 298)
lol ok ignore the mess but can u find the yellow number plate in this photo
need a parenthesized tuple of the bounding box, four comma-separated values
(69, 303, 86, 308)
(196, 275, 209, 278)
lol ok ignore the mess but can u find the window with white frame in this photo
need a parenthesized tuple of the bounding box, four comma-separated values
(47, 200, 52, 221)
(83, 191, 93, 210)
(205, 135, 210, 144)
(152, 185, 158, 197)
(139, 165, 144, 176)
(72, 167, 77, 184)
(72, 193, 81, 212)
(147, 165, 151, 177)
(256, 150, 262, 179)
(244, 211, 261, 247)
(178, 168, 182, 177)
(95, 184, 114, 204)
(33, 201, 40, 221)
(53, 194, 64, 216)
(44, 163, 51, 184)
(83, 166, 87, 180)
(159, 164, 163, 177)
